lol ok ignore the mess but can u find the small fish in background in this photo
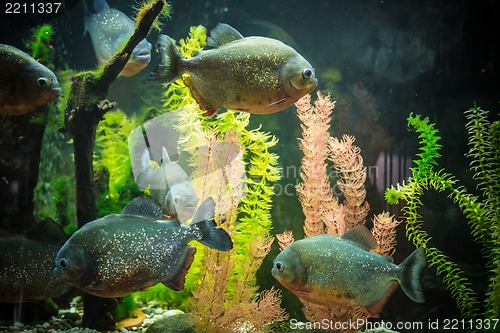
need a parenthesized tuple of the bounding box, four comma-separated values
(272, 225, 426, 317)
(149, 23, 318, 116)
(84, 0, 152, 77)
(0, 219, 74, 306)
(136, 147, 199, 223)
(54, 196, 232, 298)
(0, 44, 61, 116)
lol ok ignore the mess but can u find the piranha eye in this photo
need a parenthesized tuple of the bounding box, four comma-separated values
(302, 69, 313, 79)
(58, 258, 70, 270)
(275, 262, 284, 272)
(37, 78, 48, 87)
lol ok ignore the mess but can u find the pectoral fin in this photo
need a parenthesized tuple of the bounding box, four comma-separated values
(267, 97, 288, 107)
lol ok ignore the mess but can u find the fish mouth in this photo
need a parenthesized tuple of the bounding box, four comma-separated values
(52, 87, 62, 96)
(134, 51, 151, 63)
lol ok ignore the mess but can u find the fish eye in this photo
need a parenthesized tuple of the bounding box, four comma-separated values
(37, 78, 48, 87)
(275, 262, 284, 272)
(302, 69, 313, 79)
(58, 258, 70, 270)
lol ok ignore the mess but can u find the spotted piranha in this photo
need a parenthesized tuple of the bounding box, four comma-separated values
(149, 23, 318, 116)
(0, 44, 61, 116)
(54, 196, 232, 297)
(272, 225, 426, 317)
(84, 0, 152, 77)
(0, 220, 74, 305)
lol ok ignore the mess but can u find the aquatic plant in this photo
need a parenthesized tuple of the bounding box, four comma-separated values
(133, 25, 286, 332)
(26, 24, 54, 66)
(94, 109, 144, 214)
(384, 112, 490, 319)
(276, 92, 401, 331)
(133, 0, 171, 32)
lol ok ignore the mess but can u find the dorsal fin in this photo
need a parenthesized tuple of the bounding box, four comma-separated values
(122, 196, 164, 218)
(191, 197, 215, 224)
(24, 219, 67, 246)
(161, 146, 172, 164)
(207, 23, 244, 48)
(341, 225, 377, 251)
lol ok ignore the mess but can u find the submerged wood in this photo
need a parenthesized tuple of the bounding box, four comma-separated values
(63, 1, 165, 330)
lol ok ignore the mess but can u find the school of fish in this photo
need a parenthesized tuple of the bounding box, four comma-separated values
(0, 0, 430, 323)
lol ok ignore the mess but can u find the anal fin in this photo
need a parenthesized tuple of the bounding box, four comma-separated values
(163, 246, 196, 291)
(182, 75, 220, 116)
(364, 281, 398, 318)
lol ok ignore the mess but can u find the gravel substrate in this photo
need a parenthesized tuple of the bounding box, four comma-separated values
(0, 297, 184, 333)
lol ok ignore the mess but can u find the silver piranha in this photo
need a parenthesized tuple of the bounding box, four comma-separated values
(84, 0, 152, 76)
(136, 147, 199, 223)
(272, 225, 426, 317)
(0, 220, 74, 306)
(0, 44, 61, 116)
(54, 196, 232, 298)
(150, 23, 318, 116)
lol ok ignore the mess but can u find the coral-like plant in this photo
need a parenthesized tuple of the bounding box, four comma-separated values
(384, 112, 485, 319)
(278, 92, 401, 332)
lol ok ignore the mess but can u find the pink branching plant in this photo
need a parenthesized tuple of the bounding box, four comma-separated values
(277, 92, 401, 332)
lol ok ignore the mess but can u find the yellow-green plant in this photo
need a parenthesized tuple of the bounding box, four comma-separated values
(133, 25, 286, 331)
(94, 109, 144, 215)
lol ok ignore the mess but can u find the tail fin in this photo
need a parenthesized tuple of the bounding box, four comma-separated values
(191, 197, 233, 251)
(398, 248, 426, 303)
(148, 35, 183, 83)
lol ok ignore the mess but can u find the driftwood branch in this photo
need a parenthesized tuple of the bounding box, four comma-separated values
(63, 1, 165, 330)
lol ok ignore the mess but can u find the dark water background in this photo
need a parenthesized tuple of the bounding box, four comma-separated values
(0, 0, 499, 330)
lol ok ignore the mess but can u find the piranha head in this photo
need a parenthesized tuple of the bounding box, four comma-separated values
(271, 248, 306, 292)
(121, 38, 152, 77)
(166, 183, 199, 223)
(281, 55, 318, 99)
(54, 244, 97, 288)
(17, 62, 62, 105)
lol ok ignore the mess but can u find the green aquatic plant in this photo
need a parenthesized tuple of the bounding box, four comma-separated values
(463, 105, 500, 317)
(26, 24, 54, 65)
(384, 112, 496, 319)
(94, 109, 144, 215)
(133, 0, 171, 32)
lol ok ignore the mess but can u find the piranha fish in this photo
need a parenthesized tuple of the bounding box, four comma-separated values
(54, 196, 232, 298)
(0, 220, 74, 306)
(272, 226, 426, 317)
(149, 23, 318, 116)
(136, 147, 199, 223)
(0, 44, 61, 116)
(84, 0, 152, 77)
